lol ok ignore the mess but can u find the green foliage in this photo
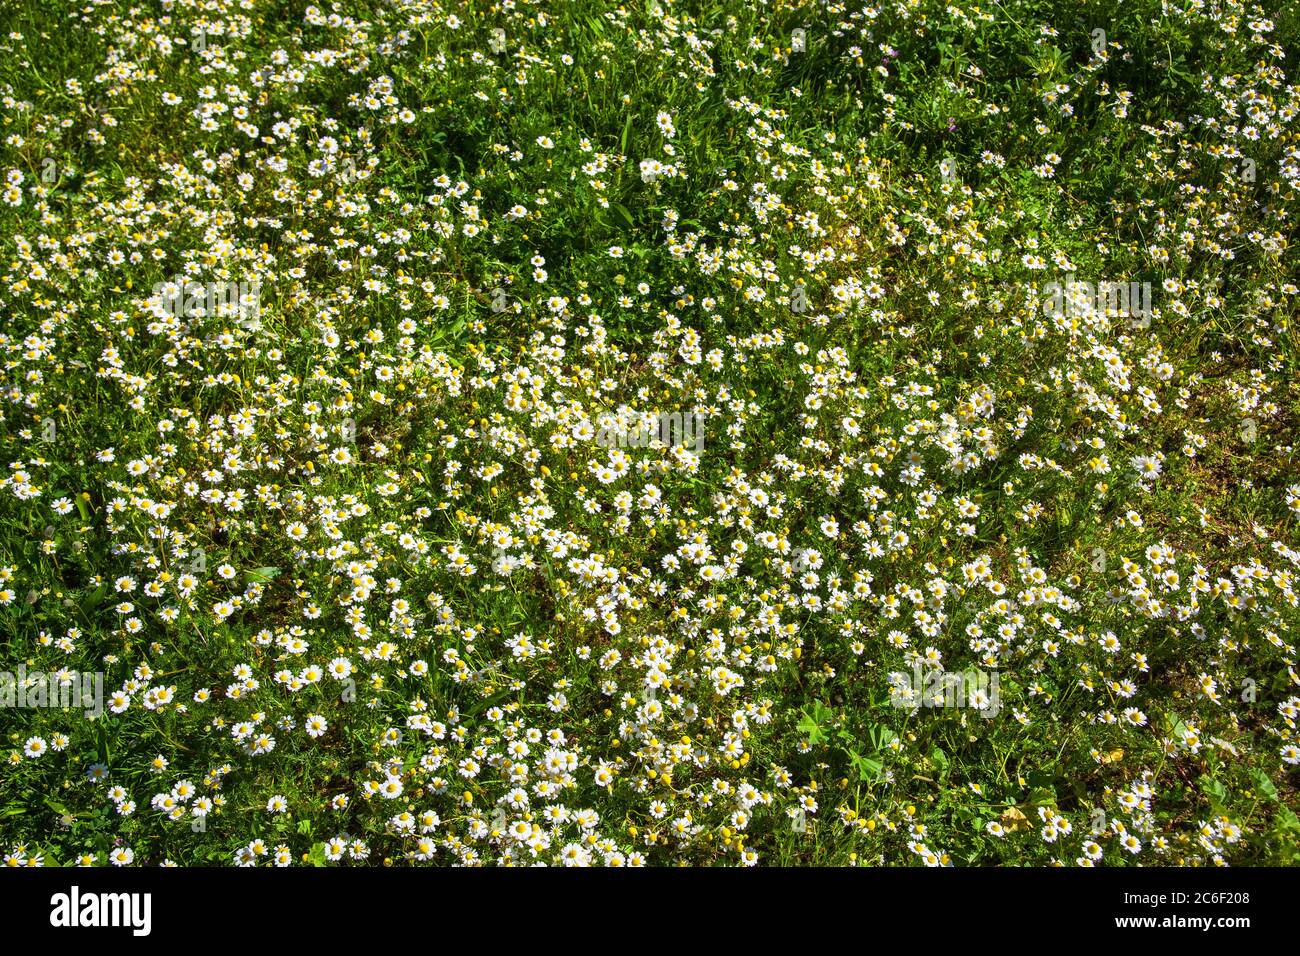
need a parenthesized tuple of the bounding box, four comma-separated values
(0, 0, 1296, 868)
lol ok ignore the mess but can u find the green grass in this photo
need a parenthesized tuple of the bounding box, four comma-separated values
(0, 0, 1297, 867)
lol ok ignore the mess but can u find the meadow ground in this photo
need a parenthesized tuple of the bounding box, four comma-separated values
(0, 0, 1298, 867)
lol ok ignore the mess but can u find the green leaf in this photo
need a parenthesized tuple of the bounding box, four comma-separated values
(1250, 768, 1279, 802)
(244, 566, 282, 584)
(797, 700, 833, 745)
(1027, 787, 1056, 807)
(620, 114, 633, 155)
(865, 722, 898, 752)
(929, 746, 950, 772)
(1165, 713, 1190, 740)
(80, 583, 107, 611)
(797, 712, 825, 745)
(850, 751, 884, 782)
(1200, 775, 1229, 812)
